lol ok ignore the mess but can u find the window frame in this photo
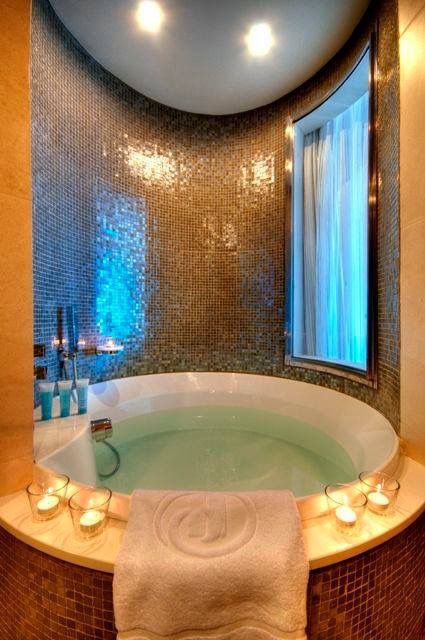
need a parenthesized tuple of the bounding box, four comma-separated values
(284, 30, 378, 387)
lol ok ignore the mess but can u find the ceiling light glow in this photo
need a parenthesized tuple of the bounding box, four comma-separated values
(245, 23, 274, 57)
(136, 1, 163, 34)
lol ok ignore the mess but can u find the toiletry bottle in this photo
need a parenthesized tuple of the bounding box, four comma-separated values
(39, 381, 55, 420)
(76, 378, 90, 415)
(58, 380, 73, 418)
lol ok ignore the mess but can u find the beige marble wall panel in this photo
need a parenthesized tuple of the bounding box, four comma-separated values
(400, 0, 425, 463)
(0, 0, 34, 493)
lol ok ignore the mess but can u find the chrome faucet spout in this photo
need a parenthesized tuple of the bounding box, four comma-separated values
(90, 417, 113, 442)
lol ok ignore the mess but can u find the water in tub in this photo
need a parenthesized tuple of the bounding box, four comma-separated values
(94, 405, 357, 496)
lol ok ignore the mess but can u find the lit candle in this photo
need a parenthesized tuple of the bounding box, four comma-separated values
(335, 505, 357, 528)
(96, 337, 124, 354)
(36, 494, 60, 518)
(79, 510, 105, 536)
(367, 484, 390, 513)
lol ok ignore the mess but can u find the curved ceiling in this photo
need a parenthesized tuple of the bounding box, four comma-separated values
(50, 0, 370, 115)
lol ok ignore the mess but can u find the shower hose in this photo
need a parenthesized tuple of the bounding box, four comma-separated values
(97, 440, 121, 479)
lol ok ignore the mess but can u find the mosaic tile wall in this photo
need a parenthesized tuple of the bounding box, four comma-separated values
(32, 0, 400, 429)
(1, 513, 423, 639)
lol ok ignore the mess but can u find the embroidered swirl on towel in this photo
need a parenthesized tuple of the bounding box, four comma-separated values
(153, 492, 257, 558)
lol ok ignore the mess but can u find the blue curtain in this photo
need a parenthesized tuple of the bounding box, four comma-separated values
(299, 91, 369, 369)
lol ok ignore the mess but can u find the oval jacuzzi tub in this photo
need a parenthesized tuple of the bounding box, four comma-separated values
(35, 372, 399, 520)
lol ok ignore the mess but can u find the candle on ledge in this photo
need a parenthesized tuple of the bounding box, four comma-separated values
(96, 337, 124, 355)
(367, 484, 390, 513)
(359, 471, 400, 516)
(26, 474, 69, 522)
(36, 494, 60, 518)
(335, 505, 357, 528)
(69, 487, 111, 539)
(325, 483, 367, 535)
(79, 510, 105, 535)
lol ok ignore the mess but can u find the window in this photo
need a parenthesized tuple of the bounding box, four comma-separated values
(287, 48, 375, 377)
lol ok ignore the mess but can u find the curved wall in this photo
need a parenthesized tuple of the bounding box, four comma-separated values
(31, 0, 400, 428)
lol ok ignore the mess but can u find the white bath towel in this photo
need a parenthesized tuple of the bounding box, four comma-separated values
(113, 490, 309, 640)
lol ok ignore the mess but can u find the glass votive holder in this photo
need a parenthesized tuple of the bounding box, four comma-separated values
(69, 486, 111, 539)
(359, 471, 400, 515)
(325, 483, 367, 535)
(26, 473, 70, 521)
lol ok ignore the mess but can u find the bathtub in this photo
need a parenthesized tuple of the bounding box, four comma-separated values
(35, 372, 399, 520)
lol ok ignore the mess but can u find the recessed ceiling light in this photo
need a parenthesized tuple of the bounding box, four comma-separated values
(136, 1, 164, 34)
(245, 23, 274, 57)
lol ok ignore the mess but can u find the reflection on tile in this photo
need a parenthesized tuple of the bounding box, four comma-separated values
(95, 181, 148, 376)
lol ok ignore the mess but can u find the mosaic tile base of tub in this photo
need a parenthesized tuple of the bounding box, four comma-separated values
(32, 0, 399, 429)
(0, 525, 115, 640)
(0, 514, 423, 640)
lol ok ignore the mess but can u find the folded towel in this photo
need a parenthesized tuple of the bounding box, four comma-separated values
(113, 490, 309, 640)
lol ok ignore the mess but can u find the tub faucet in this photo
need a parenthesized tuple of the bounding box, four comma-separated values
(56, 305, 82, 396)
(90, 417, 113, 442)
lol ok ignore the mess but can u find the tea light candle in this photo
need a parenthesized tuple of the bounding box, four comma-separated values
(335, 505, 357, 527)
(36, 494, 60, 518)
(26, 474, 69, 522)
(97, 337, 124, 354)
(368, 485, 390, 513)
(79, 509, 105, 535)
